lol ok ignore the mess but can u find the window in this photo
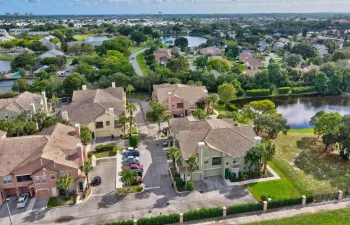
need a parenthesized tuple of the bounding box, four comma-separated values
(50, 174, 55, 180)
(204, 160, 209, 164)
(172, 103, 175, 107)
(66, 171, 71, 176)
(42, 176, 47, 184)
(106, 121, 110, 126)
(114, 120, 119, 128)
(16, 175, 32, 182)
(190, 103, 195, 108)
(232, 158, 240, 164)
(95, 121, 104, 129)
(35, 176, 40, 184)
(177, 103, 184, 108)
(2, 175, 12, 184)
(59, 171, 64, 176)
(212, 157, 222, 166)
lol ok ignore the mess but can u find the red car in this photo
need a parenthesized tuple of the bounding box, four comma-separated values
(122, 164, 144, 171)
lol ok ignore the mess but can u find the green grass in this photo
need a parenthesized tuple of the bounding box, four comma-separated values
(129, 92, 149, 100)
(117, 185, 143, 194)
(0, 54, 14, 61)
(73, 35, 92, 41)
(47, 196, 74, 208)
(214, 103, 228, 115)
(224, 40, 238, 46)
(290, 128, 314, 133)
(247, 208, 350, 225)
(129, 46, 145, 54)
(136, 52, 150, 75)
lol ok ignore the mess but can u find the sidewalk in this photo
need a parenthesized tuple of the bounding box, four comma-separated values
(191, 200, 350, 225)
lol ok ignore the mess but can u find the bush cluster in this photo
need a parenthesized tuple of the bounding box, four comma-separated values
(226, 202, 262, 215)
(291, 86, 315, 94)
(246, 89, 270, 97)
(225, 103, 238, 112)
(187, 181, 195, 191)
(267, 198, 301, 209)
(137, 213, 179, 225)
(95, 144, 117, 153)
(183, 207, 222, 222)
(278, 87, 291, 94)
(105, 220, 133, 225)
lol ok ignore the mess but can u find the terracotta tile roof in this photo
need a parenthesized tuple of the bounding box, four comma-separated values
(0, 91, 42, 114)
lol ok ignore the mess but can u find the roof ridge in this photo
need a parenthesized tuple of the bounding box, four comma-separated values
(230, 127, 254, 143)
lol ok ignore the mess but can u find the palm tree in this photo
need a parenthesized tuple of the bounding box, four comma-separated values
(206, 93, 219, 114)
(126, 102, 137, 117)
(119, 115, 128, 135)
(258, 141, 276, 175)
(128, 116, 136, 136)
(244, 150, 261, 175)
(121, 169, 138, 190)
(167, 146, 181, 173)
(191, 109, 208, 120)
(33, 109, 47, 131)
(56, 174, 73, 198)
(126, 84, 135, 98)
(80, 160, 94, 189)
(187, 155, 199, 171)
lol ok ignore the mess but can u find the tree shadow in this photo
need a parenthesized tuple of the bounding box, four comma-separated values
(97, 191, 126, 209)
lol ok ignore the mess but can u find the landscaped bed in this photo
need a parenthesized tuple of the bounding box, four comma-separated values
(47, 196, 74, 208)
(92, 144, 123, 158)
(117, 185, 143, 194)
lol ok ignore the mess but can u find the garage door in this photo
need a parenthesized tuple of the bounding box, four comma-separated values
(36, 189, 51, 199)
(191, 172, 201, 181)
(204, 168, 222, 177)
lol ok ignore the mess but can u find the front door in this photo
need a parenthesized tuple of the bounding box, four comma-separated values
(51, 188, 57, 197)
(185, 110, 188, 116)
(79, 182, 84, 191)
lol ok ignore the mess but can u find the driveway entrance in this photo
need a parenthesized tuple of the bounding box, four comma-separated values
(194, 176, 227, 192)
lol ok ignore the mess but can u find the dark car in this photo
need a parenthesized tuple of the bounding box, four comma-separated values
(122, 158, 140, 166)
(91, 176, 102, 186)
(124, 150, 140, 157)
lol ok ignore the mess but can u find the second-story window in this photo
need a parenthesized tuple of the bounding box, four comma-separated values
(177, 103, 184, 108)
(212, 157, 222, 166)
(106, 121, 110, 126)
(2, 175, 12, 184)
(35, 176, 40, 184)
(95, 121, 104, 129)
(42, 176, 47, 184)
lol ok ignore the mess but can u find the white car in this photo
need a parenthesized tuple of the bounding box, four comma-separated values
(122, 147, 135, 154)
(17, 193, 29, 208)
(125, 155, 139, 162)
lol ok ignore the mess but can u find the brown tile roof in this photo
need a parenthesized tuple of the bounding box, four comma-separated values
(64, 87, 126, 124)
(153, 83, 207, 105)
(0, 123, 81, 176)
(0, 91, 42, 114)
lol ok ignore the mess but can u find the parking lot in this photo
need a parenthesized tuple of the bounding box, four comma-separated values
(0, 196, 48, 219)
(89, 158, 116, 195)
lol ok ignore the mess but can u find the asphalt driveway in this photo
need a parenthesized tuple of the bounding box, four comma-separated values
(194, 176, 228, 192)
(0, 196, 48, 219)
(90, 158, 116, 195)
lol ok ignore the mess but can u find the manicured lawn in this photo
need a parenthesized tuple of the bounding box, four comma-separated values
(73, 35, 92, 41)
(136, 52, 150, 75)
(47, 196, 74, 208)
(129, 92, 149, 100)
(290, 128, 314, 133)
(214, 103, 228, 114)
(249, 131, 350, 200)
(247, 208, 350, 225)
(0, 54, 14, 61)
(129, 46, 145, 54)
(117, 185, 143, 194)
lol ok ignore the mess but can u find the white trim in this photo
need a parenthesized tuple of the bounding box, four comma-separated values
(35, 188, 49, 193)
(203, 167, 222, 171)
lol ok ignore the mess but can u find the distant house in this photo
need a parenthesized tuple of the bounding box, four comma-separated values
(313, 44, 329, 58)
(171, 46, 181, 54)
(0, 35, 15, 43)
(40, 35, 58, 50)
(0, 29, 8, 36)
(272, 42, 285, 52)
(39, 49, 65, 59)
(199, 47, 222, 56)
(153, 48, 172, 64)
(244, 57, 265, 69)
(9, 28, 31, 36)
(152, 83, 208, 117)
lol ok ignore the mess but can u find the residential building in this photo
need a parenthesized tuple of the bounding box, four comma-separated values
(199, 47, 222, 56)
(39, 49, 65, 59)
(152, 84, 208, 116)
(0, 123, 89, 204)
(240, 54, 264, 69)
(171, 46, 181, 54)
(167, 117, 259, 181)
(0, 29, 8, 36)
(40, 35, 58, 50)
(313, 44, 329, 58)
(154, 48, 172, 64)
(0, 91, 46, 120)
(62, 83, 126, 138)
(0, 35, 15, 43)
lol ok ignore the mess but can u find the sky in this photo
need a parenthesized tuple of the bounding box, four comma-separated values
(0, 0, 349, 15)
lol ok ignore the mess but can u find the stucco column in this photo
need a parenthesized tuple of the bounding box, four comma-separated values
(167, 92, 172, 111)
(133, 219, 137, 225)
(302, 196, 306, 206)
(263, 201, 268, 211)
(179, 213, 184, 223)
(338, 190, 343, 200)
(222, 206, 227, 217)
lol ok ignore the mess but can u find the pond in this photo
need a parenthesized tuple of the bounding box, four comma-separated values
(0, 79, 33, 91)
(0, 60, 11, 72)
(161, 36, 207, 47)
(235, 95, 350, 129)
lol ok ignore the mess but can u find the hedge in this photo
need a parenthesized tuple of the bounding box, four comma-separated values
(278, 87, 291, 94)
(267, 198, 301, 209)
(129, 135, 138, 148)
(105, 220, 133, 225)
(183, 207, 222, 222)
(137, 214, 179, 225)
(227, 202, 262, 215)
(95, 144, 117, 153)
(291, 86, 316, 94)
(225, 103, 238, 112)
(246, 89, 270, 97)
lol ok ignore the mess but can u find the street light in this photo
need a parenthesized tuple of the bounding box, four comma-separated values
(5, 198, 13, 225)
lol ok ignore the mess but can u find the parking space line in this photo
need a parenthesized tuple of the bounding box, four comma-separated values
(144, 186, 161, 190)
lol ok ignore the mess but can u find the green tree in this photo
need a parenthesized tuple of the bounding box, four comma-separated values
(127, 116, 136, 136)
(11, 53, 35, 71)
(56, 174, 73, 198)
(126, 84, 135, 98)
(338, 115, 350, 160)
(333, 50, 345, 61)
(130, 31, 146, 45)
(290, 42, 319, 59)
(174, 37, 188, 50)
(96, 36, 131, 57)
(206, 93, 219, 114)
(166, 58, 189, 74)
(327, 71, 343, 95)
(146, 100, 173, 131)
(322, 131, 338, 152)
(283, 54, 302, 67)
(217, 83, 236, 106)
(314, 112, 342, 137)
(244, 150, 261, 175)
(191, 109, 208, 120)
(256, 141, 276, 174)
(80, 125, 92, 146)
(167, 146, 181, 173)
(195, 55, 208, 69)
(121, 169, 138, 189)
(80, 160, 94, 189)
(33, 109, 47, 131)
(225, 45, 240, 59)
(187, 155, 199, 171)
(119, 115, 128, 135)
(129, 135, 138, 148)
(309, 110, 326, 138)
(67, 44, 82, 56)
(314, 72, 329, 94)
(63, 72, 87, 95)
(12, 79, 30, 93)
(254, 113, 290, 139)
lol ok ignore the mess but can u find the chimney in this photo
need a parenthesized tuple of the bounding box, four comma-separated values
(41, 92, 48, 114)
(82, 85, 87, 90)
(167, 92, 172, 111)
(61, 111, 69, 121)
(77, 143, 84, 166)
(109, 108, 114, 130)
(254, 136, 262, 148)
(75, 123, 81, 137)
(111, 82, 116, 88)
(198, 142, 205, 170)
(30, 103, 36, 116)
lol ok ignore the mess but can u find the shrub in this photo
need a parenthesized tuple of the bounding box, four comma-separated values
(175, 178, 184, 187)
(246, 89, 270, 97)
(95, 144, 117, 153)
(291, 86, 315, 94)
(260, 194, 269, 202)
(137, 213, 179, 225)
(187, 181, 195, 191)
(129, 135, 138, 148)
(238, 171, 243, 181)
(225, 103, 238, 112)
(226, 202, 262, 215)
(183, 207, 222, 222)
(278, 87, 291, 94)
(131, 126, 138, 134)
(87, 151, 93, 159)
(267, 198, 301, 209)
(104, 220, 133, 225)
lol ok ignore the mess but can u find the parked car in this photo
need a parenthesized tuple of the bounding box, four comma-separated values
(124, 150, 140, 157)
(144, 97, 151, 101)
(122, 164, 144, 171)
(131, 168, 143, 177)
(91, 176, 101, 186)
(122, 147, 138, 154)
(124, 155, 139, 162)
(122, 158, 140, 166)
(163, 140, 170, 147)
(17, 193, 29, 208)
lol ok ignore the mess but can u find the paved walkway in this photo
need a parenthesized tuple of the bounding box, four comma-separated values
(191, 200, 350, 225)
(129, 48, 146, 76)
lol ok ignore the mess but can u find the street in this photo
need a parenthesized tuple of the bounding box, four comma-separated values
(129, 48, 147, 76)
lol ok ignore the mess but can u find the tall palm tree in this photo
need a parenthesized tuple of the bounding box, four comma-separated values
(126, 102, 137, 117)
(167, 146, 181, 173)
(126, 85, 135, 98)
(128, 116, 136, 136)
(258, 141, 276, 175)
(80, 160, 94, 189)
(121, 169, 138, 190)
(56, 174, 73, 198)
(191, 109, 208, 120)
(119, 115, 128, 135)
(187, 155, 199, 171)
(206, 93, 219, 114)
(244, 150, 261, 175)
(33, 109, 47, 131)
